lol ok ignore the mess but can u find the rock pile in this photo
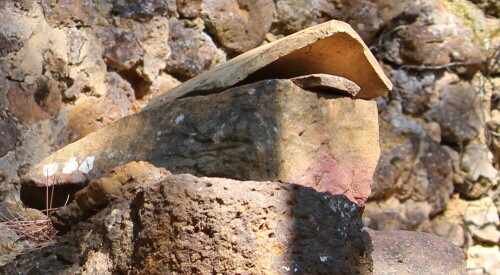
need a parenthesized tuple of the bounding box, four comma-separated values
(1, 0, 498, 273)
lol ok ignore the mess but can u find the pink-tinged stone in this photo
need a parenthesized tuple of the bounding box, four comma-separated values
(22, 79, 380, 209)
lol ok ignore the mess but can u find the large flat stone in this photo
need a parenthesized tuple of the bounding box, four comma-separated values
(146, 20, 392, 109)
(21, 79, 380, 208)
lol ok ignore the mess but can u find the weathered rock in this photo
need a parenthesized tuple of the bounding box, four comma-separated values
(176, 0, 201, 18)
(467, 245, 500, 275)
(0, 33, 23, 57)
(201, 0, 275, 55)
(272, 0, 316, 34)
(428, 83, 483, 144)
(368, 228, 467, 275)
(6, 78, 62, 125)
(22, 79, 380, 209)
(55, 72, 137, 147)
(340, 0, 414, 43)
(99, 27, 144, 71)
(463, 196, 500, 244)
(391, 0, 485, 76)
(40, 0, 97, 27)
(365, 101, 454, 230)
(7, 171, 373, 274)
(110, 0, 176, 19)
(0, 118, 20, 157)
(426, 195, 470, 248)
(147, 20, 393, 108)
(429, 218, 466, 247)
(390, 69, 435, 115)
(164, 18, 227, 81)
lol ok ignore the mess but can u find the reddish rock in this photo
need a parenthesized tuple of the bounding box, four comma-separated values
(6, 79, 61, 125)
(40, 0, 96, 27)
(201, 0, 275, 54)
(164, 18, 226, 81)
(99, 27, 144, 71)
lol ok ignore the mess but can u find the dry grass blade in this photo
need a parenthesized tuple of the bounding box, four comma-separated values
(0, 214, 57, 251)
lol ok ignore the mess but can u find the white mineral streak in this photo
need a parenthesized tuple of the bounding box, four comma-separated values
(174, 114, 185, 124)
(78, 156, 95, 173)
(62, 157, 79, 174)
(42, 163, 58, 177)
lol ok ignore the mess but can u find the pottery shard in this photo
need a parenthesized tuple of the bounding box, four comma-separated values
(290, 74, 360, 96)
(368, 229, 467, 275)
(201, 0, 275, 54)
(146, 20, 392, 109)
(21, 79, 380, 208)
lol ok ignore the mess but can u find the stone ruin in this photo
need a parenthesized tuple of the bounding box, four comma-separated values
(4, 20, 465, 274)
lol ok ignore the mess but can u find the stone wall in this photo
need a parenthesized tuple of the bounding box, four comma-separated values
(1, 0, 499, 273)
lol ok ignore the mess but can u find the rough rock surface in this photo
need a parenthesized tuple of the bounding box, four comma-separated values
(363, 100, 454, 231)
(22, 79, 380, 208)
(428, 83, 483, 143)
(1, 0, 499, 271)
(4, 168, 373, 274)
(201, 0, 276, 55)
(368, 229, 467, 275)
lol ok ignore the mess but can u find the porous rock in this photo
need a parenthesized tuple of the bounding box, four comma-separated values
(0, 118, 20, 157)
(368, 228, 467, 275)
(428, 83, 483, 144)
(200, 0, 275, 54)
(22, 79, 380, 209)
(364, 101, 454, 231)
(388, 0, 485, 76)
(164, 18, 227, 81)
(340, 0, 414, 43)
(5, 169, 373, 274)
